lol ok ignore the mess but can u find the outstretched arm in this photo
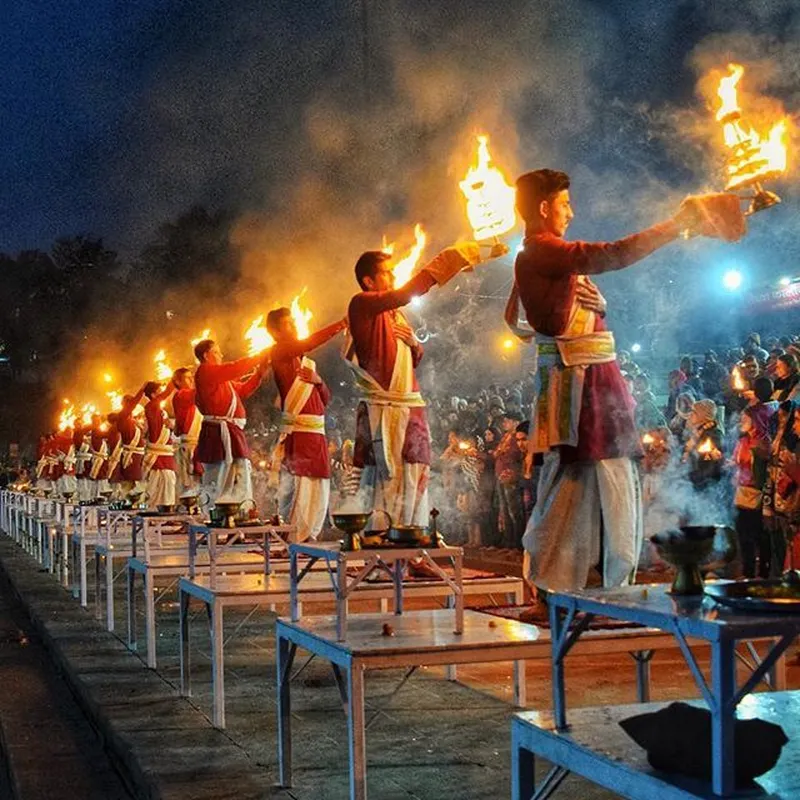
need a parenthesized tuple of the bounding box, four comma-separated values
(271, 318, 347, 361)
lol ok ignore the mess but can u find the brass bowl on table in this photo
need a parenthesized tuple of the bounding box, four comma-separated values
(157, 504, 176, 514)
(332, 512, 372, 551)
(213, 501, 242, 529)
(387, 524, 432, 547)
(650, 525, 735, 595)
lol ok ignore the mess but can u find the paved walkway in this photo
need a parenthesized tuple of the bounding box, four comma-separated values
(0, 571, 132, 799)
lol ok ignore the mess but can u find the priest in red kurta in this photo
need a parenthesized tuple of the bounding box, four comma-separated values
(142, 381, 177, 509)
(73, 422, 93, 502)
(118, 387, 147, 499)
(105, 413, 124, 500)
(267, 309, 347, 541)
(194, 340, 271, 510)
(507, 169, 745, 597)
(345, 243, 480, 528)
(89, 414, 111, 499)
(172, 368, 203, 501)
(54, 426, 77, 499)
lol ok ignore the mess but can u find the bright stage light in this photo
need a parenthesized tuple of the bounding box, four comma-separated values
(409, 296, 424, 309)
(780, 276, 792, 287)
(631, 343, 642, 353)
(722, 270, 743, 291)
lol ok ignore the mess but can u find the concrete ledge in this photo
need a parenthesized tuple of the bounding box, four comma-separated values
(0, 538, 273, 800)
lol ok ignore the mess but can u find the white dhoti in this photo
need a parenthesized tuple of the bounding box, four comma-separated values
(201, 459, 253, 511)
(344, 334, 429, 529)
(279, 470, 330, 542)
(58, 474, 77, 497)
(146, 469, 177, 509)
(77, 477, 92, 503)
(523, 452, 642, 592)
(177, 440, 201, 499)
(272, 358, 330, 542)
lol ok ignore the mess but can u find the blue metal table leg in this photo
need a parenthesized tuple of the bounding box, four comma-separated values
(277, 633, 297, 787)
(711, 637, 737, 796)
(550, 599, 568, 731)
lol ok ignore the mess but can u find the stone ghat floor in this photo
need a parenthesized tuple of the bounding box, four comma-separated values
(2, 538, 799, 800)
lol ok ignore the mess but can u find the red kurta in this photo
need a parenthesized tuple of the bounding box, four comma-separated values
(195, 356, 266, 464)
(173, 388, 203, 477)
(118, 390, 145, 482)
(52, 430, 72, 479)
(145, 399, 176, 471)
(72, 426, 89, 479)
(347, 272, 435, 468)
(515, 221, 678, 462)
(272, 323, 343, 479)
(90, 426, 109, 480)
(107, 423, 123, 482)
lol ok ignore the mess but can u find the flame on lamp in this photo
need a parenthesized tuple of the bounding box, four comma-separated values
(731, 365, 746, 391)
(81, 403, 98, 426)
(58, 405, 77, 432)
(387, 224, 427, 288)
(642, 433, 655, 445)
(290, 289, 314, 339)
(102, 372, 113, 384)
(106, 389, 124, 411)
(244, 315, 275, 356)
(459, 135, 516, 241)
(190, 329, 213, 347)
(154, 349, 173, 382)
(715, 63, 788, 191)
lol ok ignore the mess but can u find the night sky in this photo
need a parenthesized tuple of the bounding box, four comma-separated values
(2, 0, 798, 279)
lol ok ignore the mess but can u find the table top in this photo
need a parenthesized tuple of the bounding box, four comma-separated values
(513, 691, 800, 799)
(277, 608, 539, 657)
(551, 584, 800, 640)
(289, 540, 463, 561)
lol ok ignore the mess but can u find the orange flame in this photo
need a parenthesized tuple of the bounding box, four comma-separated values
(154, 349, 173, 382)
(731, 365, 746, 391)
(57, 405, 77, 432)
(290, 289, 314, 339)
(458, 441, 470, 451)
(102, 372, 113, 384)
(190, 328, 213, 347)
(244, 315, 275, 356)
(106, 389, 123, 411)
(388, 224, 427, 288)
(697, 438, 721, 458)
(714, 63, 788, 190)
(81, 403, 98, 426)
(642, 433, 655, 445)
(459, 135, 516, 241)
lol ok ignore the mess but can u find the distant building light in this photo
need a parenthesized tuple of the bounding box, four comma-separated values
(631, 343, 642, 353)
(780, 276, 792, 287)
(723, 270, 743, 291)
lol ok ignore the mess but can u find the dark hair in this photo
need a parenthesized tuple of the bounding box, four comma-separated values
(753, 375, 774, 403)
(193, 339, 215, 363)
(355, 251, 391, 290)
(515, 169, 570, 223)
(173, 367, 190, 384)
(515, 420, 530, 435)
(266, 307, 291, 335)
(777, 352, 799, 375)
(143, 381, 161, 399)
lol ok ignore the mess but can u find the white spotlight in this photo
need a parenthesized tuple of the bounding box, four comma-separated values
(722, 270, 742, 291)
(631, 343, 642, 353)
(780, 276, 792, 287)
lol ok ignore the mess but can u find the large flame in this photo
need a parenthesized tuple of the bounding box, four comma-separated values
(58, 404, 77, 432)
(714, 63, 788, 190)
(459, 135, 516, 241)
(388, 224, 427, 288)
(290, 289, 313, 339)
(190, 328, 213, 347)
(81, 403, 98, 426)
(106, 389, 124, 411)
(154, 349, 173, 382)
(244, 315, 275, 356)
(731, 365, 746, 391)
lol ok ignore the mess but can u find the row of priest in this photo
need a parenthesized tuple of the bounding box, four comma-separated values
(34, 170, 746, 594)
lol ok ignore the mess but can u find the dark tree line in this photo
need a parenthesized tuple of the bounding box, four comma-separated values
(0, 206, 236, 451)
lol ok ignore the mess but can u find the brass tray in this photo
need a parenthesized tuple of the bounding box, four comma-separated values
(704, 579, 800, 613)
